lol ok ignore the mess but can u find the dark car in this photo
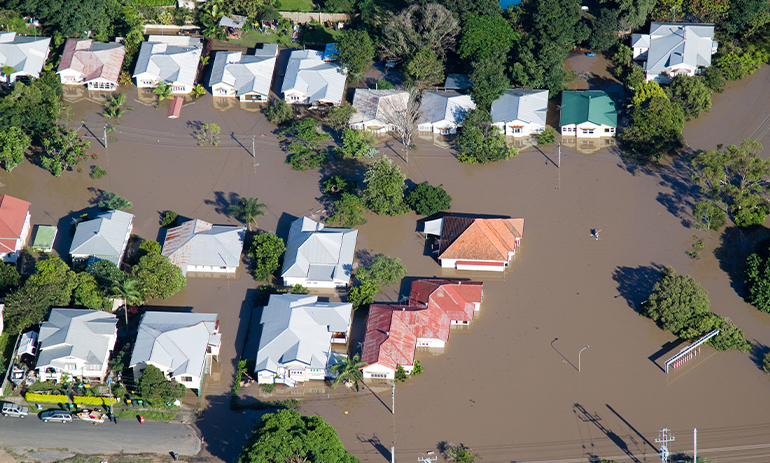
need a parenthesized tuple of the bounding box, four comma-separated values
(40, 410, 72, 423)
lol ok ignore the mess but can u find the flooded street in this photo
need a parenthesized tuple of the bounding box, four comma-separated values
(6, 68, 770, 463)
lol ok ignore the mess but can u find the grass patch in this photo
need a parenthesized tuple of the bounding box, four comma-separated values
(230, 397, 300, 410)
(112, 409, 176, 421)
(301, 24, 343, 44)
(224, 30, 299, 48)
(275, 0, 314, 11)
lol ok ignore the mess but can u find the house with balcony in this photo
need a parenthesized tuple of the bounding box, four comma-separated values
(632, 23, 718, 83)
(255, 294, 353, 386)
(35, 309, 118, 382)
(417, 90, 475, 134)
(70, 210, 133, 266)
(0, 195, 31, 262)
(349, 89, 409, 134)
(57, 38, 125, 91)
(0, 32, 50, 84)
(162, 219, 245, 276)
(559, 90, 617, 138)
(133, 36, 202, 94)
(281, 49, 346, 106)
(491, 89, 549, 137)
(209, 44, 277, 102)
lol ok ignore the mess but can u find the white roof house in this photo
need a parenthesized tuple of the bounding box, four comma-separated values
(129, 312, 221, 391)
(281, 217, 358, 289)
(281, 49, 347, 106)
(161, 219, 245, 276)
(70, 210, 134, 266)
(57, 38, 125, 91)
(255, 294, 353, 386)
(209, 44, 277, 102)
(632, 23, 718, 83)
(491, 89, 549, 137)
(35, 309, 118, 382)
(349, 89, 409, 133)
(418, 90, 476, 134)
(0, 32, 51, 84)
(133, 36, 202, 93)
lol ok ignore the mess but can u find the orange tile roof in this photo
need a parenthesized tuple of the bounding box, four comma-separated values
(0, 195, 29, 253)
(59, 39, 126, 84)
(439, 218, 524, 262)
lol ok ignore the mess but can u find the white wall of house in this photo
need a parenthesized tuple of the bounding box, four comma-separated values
(283, 276, 348, 289)
(132, 360, 203, 390)
(185, 264, 237, 274)
(257, 364, 326, 384)
(493, 120, 545, 137)
(239, 92, 268, 102)
(361, 363, 414, 380)
(1, 211, 31, 263)
(633, 46, 648, 59)
(440, 257, 510, 272)
(416, 337, 445, 348)
(561, 122, 615, 138)
(350, 121, 393, 134)
(284, 89, 309, 105)
(135, 75, 191, 94)
(85, 78, 118, 91)
(646, 65, 698, 84)
(419, 121, 459, 135)
(37, 359, 108, 383)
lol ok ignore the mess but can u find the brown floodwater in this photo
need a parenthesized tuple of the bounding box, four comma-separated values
(5, 68, 770, 463)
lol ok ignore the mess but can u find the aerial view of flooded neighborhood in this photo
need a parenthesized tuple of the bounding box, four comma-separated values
(1, 0, 770, 462)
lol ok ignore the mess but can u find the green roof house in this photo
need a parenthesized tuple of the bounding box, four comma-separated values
(559, 90, 617, 138)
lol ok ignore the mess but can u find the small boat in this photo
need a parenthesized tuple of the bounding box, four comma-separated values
(10, 365, 26, 386)
(76, 409, 106, 425)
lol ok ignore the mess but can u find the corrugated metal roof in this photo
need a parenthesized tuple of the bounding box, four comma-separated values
(349, 89, 408, 125)
(281, 217, 357, 284)
(36, 309, 117, 370)
(58, 39, 125, 84)
(219, 15, 247, 29)
(645, 23, 715, 73)
(255, 294, 352, 373)
(161, 219, 245, 275)
(559, 91, 617, 128)
(281, 49, 347, 104)
(0, 32, 50, 79)
(70, 210, 133, 264)
(0, 195, 29, 253)
(409, 279, 483, 322)
(444, 73, 472, 90)
(133, 36, 202, 87)
(361, 305, 417, 370)
(419, 90, 475, 126)
(129, 312, 219, 380)
(490, 88, 549, 126)
(209, 48, 277, 97)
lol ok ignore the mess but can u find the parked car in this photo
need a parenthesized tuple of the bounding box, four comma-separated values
(1, 402, 29, 418)
(40, 410, 72, 423)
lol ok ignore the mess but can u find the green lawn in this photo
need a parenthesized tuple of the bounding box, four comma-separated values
(224, 30, 299, 48)
(275, 0, 315, 11)
(301, 24, 343, 44)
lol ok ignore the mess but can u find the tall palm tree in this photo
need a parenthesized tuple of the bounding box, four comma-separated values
(330, 353, 367, 391)
(227, 197, 266, 231)
(153, 82, 172, 105)
(111, 277, 143, 326)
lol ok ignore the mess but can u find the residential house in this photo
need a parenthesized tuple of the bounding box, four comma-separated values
(32, 225, 57, 253)
(133, 36, 202, 94)
(559, 90, 617, 138)
(423, 216, 524, 271)
(281, 49, 347, 106)
(255, 294, 353, 386)
(360, 305, 418, 379)
(0, 195, 31, 262)
(0, 32, 51, 84)
(443, 74, 471, 91)
(281, 217, 358, 289)
(409, 279, 483, 325)
(349, 89, 408, 134)
(632, 23, 718, 83)
(418, 90, 475, 134)
(69, 210, 134, 266)
(129, 312, 221, 392)
(209, 44, 278, 102)
(57, 38, 125, 91)
(35, 309, 118, 382)
(491, 89, 549, 137)
(162, 219, 245, 276)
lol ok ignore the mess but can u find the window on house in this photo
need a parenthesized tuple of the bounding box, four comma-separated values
(65, 363, 77, 371)
(181, 376, 193, 382)
(86, 364, 101, 371)
(370, 373, 387, 378)
(513, 128, 522, 134)
(582, 129, 594, 134)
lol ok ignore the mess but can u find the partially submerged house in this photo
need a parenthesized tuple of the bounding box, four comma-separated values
(133, 36, 202, 94)
(57, 38, 126, 91)
(361, 305, 418, 379)
(281, 217, 358, 289)
(0, 195, 31, 262)
(443, 73, 472, 91)
(69, 210, 134, 266)
(35, 309, 118, 382)
(559, 90, 617, 138)
(255, 294, 353, 386)
(349, 89, 408, 134)
(31, 225, 57, 253)
(209, 44, 278, 102)
(423, 216, 524, 271)
(0, 32, 51, 84)
(281, 49, 347, 106)
(409, 279, 483, 325)
(491, 89, 549, 137)
(129, 312, 221, 392)
(632, 22, 718, 83)
(162, 219, 245, 276)
(418, 91, 475, 134)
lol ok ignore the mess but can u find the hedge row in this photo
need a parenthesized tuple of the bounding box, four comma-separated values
(113, 409, 176, 421)
(130, 0, 175, 6)
(25, 393, 68, 403)
(74, 396, 119, 406)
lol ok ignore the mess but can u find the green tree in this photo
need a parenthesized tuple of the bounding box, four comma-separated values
(619, 97, 684, 160)
(227, 197, 267, 231)
(132, 253, 186, 300)
(327, 193, 368, 227)
(692, 199, 727, 231)
(336, 128, 376, 159)
(725, 0, 770, 38)
(611, 44, 633, 76)
(590, 8, 619, 51)
(379, 4, 460, 63)
(459, 14, 518, 62)
(111, 277, 142, 309)
(0, 71, 62, 139)
(394, 365, 408, 381)
(624, 64, 646, 89)
(679, 312, 752, 352)
(686, 0, 730, 23)
(139, 240, 162, 257)
(73, 272, 112, 310)
(152, 82, 172, 103)
(411, 359, 423, 375)
(330, 352, 367, 390)
(40, 125, 90, 177)
(701, 66, 726, 93)
(137, 364, 187, 402)
(456, 109, 518, 164)
(27, 254, 77, 306)
(537, 127, 557, 145)
(249, 233, 285, 281)
(0, 127, 30, 171)
(336, 29, 375, 83)
(322, 176, 356, 197)
(361, 156, 409, 216)
(239, 409, 359, 463)
(290, 284, 309, 294)
(325, 104, 357, 132)
(442, 443, 480, 463)
(190, 84, 206, 99)
(640, 266, 711, 334)
(281, 119, 331, 171)
(763, 352, 770, 374)
(0, 261, 21, 297)
(347, 275, 379, 310)
(7, 0, 114, 36)
(97, 191, 133, 211)
(365, 254, 407, 286)
(746, 251, 770, 312)
(632, 81, 667, 107)
(468, 55, 510, 110)
(714, 44, 769, 81)
(87, 260, 125, 293)
(264, 99, 294, 125)
(160, 211, 178, 228)
(406, 182, 452, 216)
(195, 123, 221, 146)
(3, 283, 54, 335)
(666, 75, 712, 119)
(404, 49, 445, 88)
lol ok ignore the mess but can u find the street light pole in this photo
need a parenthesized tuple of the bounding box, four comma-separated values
(579, 345, 589, 372)
(391, 380, 395, 414)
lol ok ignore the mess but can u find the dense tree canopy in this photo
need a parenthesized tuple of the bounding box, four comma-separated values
(406, 182, 452, 216)
(248, 233, 286, 281)
(379, 4, 460, 62)
(619, 97, 684, 160)
(0, 127, 30, 172)
(0, 72, 63, 140)
(328, 193, 368, 227)
(458, 14, 517, 61)
(336, 29, 375, 82)
(132, 253, 187, 301)
(7, 0, 115, 36)
(666, 75, 712, 119)
(361, 156, 409, 216)
(404, 49, 445, 88)
(137, 365, 187, 402)
(456, 109, 518, 163)
(364, 254, 407, 285)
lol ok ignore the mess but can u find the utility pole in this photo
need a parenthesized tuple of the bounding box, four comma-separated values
(579, 345, 589, 372)
(252, 135, 255, 158)
(391, 446, 395, 463)
(557, 143, 561, 168)
(656, 428, 675, 463)
(103, 124, 108, 149)
(693, 428, 697, 463)
(391, 380, 395, 414)
(418, 451, 437, 463)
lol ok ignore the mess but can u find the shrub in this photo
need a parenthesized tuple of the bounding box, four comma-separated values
(264, 100, 294, 125)
(394, 365, 408, 382)
(260, 383, 275, 393)
(373, 79, 394, 90)
(74, 396, 113, 406)
(160, 211, 178, 227)
(25, 392, 69, 404)
(90, 166, 107, 179)
(406, 182, 452, 216)
(290, 284, 309, 294)
(97, 191, 132, 211)
(412, 360, 423, 375)
(537, 127, 557, 145)
(113, 409, 176, 421)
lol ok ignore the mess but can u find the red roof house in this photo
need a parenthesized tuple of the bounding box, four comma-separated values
(57, 39, 126, 91)
(0, 195, 31, 262)
(430, 217, 524, 271)
(361, 305, 417, 379)
(409, 279, 483, 324)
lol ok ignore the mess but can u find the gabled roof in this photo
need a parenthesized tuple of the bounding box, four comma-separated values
(491, 89, 549, 126)
(162, 219, 245, 274)
(0, 195, 29, 254)
(69, 210, 133, 264)
(58, 39, 125, 84)
(349, 89, 408, 125)
(255, 294, 352, 373)
(646, 22, 716, 72)
(444, 73, 472, 90)
(209, 45, 277, 97)
(419, 90, 475, 126)
(409, 279, 483, 323)
(0, 32, 50, 78)
(559, 91, 617, 128)
(36, 309, 117, 369)
(361, 305, 417, 371)
(439, 217, 524, 262)
(281, 49, 347, 104)
(219, 15, 247, 29)
(133, 36, 202, 87)
(281, 217, 358, 283)
(130, 312, 219, 379)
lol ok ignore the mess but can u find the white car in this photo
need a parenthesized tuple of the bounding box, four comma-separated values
(1, 403, 29, 418)
(41, 410, 72, 423)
